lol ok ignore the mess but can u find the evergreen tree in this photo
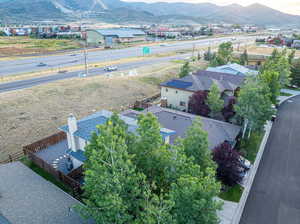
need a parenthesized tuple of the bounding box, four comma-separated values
(206, 83, 224, 117)
(288, 49, 296, 65)
(239, 49, 248, 65)
(179, 61, 191, 78)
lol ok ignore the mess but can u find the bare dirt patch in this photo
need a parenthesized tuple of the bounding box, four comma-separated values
(0, 60, 206, 161)
(0, 36, 82, 57)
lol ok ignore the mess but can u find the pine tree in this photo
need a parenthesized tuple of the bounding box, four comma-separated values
(179, 61, 191, 78)
(206, 83, 224, 117)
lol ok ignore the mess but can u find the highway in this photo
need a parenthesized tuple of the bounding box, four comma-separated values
(0, 53, 191, 93)
(0, 35, 256, 77)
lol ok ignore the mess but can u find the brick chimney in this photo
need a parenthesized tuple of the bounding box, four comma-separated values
(161, 97, 168, 108)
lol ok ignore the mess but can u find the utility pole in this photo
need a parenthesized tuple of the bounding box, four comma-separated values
(80, 14, 89, 76)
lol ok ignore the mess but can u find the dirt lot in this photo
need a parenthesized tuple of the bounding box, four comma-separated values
(0, 36, 82, 57)
(0, 60, 207, 161)
(236, 44, 300, 57)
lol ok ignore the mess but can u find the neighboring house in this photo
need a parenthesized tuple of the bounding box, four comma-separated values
(0, 162, 84, 224)
(160, 70, 245, 111)
(292, 40, 300, 49)
(122, 105, 241, 149)
(206, 63, 259, 76)
(86, 28, 146, 47)
(59, 110, 175, 168)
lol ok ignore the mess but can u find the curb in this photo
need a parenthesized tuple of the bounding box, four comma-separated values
(230, 121, 272, 224)
(231, 93, 300, 224)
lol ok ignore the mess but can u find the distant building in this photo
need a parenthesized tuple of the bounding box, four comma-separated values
(206, 63, 259, 76)
(86, 28, 146, 47)
(160, 70, 245, 111)
(292, 40, 300, 49)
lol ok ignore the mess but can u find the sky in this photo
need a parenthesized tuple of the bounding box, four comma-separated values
(123, 0, 300, 15)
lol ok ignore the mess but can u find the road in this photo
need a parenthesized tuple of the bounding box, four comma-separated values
(240, 95, 300, 224)
(0, 35, 257, 77)
(0, 53, 190, 93)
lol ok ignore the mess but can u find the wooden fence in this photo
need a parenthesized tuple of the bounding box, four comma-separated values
(23, 132, 83, 198)
(0, 151, 24, 164)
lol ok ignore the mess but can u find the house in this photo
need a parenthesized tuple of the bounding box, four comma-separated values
(86, 28, 146, 47)
(160, 70, 245, 111)
(292, 40, 300, 49)
(59, 110, 175, 168)
(122, 105, 241, 149)
(0, 162, 84, 224)
(206, 63, 259, 76)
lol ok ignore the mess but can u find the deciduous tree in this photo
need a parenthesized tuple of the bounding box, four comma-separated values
(291, 59, 300, 86)
(260, 70, 281, 105)
(235, 78, 274, 134)
(188, 90, 211, 117)
(182, 118, 216, 174)
(213, 141, 243, 186)
(79, 114, 156, 223)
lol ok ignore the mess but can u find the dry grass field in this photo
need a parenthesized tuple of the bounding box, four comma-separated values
(0, 60, 207, 161)
(236, 44, 300, 57)
(0, 36, 82, 57)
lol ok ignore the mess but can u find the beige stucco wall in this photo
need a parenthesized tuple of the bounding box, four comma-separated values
(161, 86, 193, 111)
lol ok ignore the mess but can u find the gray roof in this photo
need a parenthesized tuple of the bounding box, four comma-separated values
(93, 28, 145, 38)
(0, 162, 84, 224)
(122, 106, 241, 149)
(206, 63, 259, 76)
(59, 110, 174, 142)
(160, 70, 245, 92)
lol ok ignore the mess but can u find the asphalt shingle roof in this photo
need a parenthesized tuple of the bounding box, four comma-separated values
(0, 162, 83, 224)
(122, 106, 241, 149)
(59, 110, 175, 142)
(160, 70, 245, 92)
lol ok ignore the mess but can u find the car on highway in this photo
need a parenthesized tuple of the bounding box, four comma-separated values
(104, 66, 118, 72)
(37, 62, 47, 67)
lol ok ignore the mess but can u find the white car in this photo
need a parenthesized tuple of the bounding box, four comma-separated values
(104, 66, 118, 72)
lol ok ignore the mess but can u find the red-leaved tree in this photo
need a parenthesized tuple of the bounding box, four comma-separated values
(188, 90, 211, 117)
(222, 96, 236, 122)
(213, 141, 243, 186)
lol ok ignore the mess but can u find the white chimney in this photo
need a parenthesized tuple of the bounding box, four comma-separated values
(68, 114, 78, 134)
(68, 114, 78, 152)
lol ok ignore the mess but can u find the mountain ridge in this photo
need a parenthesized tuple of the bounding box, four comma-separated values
(0, 0, 299, 26)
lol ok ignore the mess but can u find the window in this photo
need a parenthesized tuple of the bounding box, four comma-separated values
(165, 88, 168, 92)
(175, 90, 178, 94)
(180, 101, 186, 107)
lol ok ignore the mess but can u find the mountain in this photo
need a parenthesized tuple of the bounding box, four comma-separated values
(0, 0, 299, 27)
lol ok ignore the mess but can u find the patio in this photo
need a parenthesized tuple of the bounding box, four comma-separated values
(35, 140, 71, 174)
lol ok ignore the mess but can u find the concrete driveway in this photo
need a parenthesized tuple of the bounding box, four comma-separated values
(240, 95, 300, 224)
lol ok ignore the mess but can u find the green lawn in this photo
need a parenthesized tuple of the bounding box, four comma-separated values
(239, 131, 264, 163)
(21, 157, 72, 194)
(280, 92, 293, 97)
(219, 185, 244, 202)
